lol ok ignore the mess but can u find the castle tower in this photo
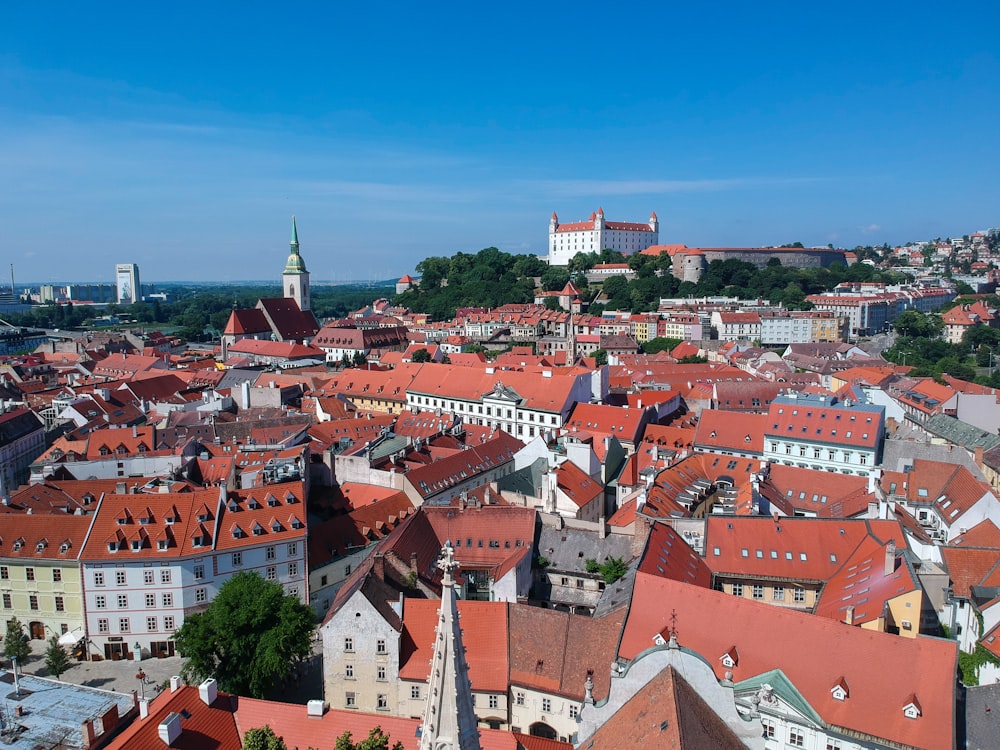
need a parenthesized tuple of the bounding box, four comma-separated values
(283, 216, 311, 311)
(649, 211, 659, 233)
(418, 542, 482, 750)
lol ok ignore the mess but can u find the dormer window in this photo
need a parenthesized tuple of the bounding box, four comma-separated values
(36, 540, 47, 553)
(130, 539, 143, 551)
(231, 525, 245, 539)
(285, 492, 297, 504)
(831, 678, 849, 701)
(82, 493, 95, 506)
(13, 539, 23, 552)
(139, 508, 154, 525)
(720, 646, 739, 669)
(266, 494, 279, 507)
(903, 695, 922, 719)
(227, 500, 239, 512)
(60, 542, 70, 554)
(157, 539, 168, 551)
(271, 521, 282, 533)
(252, 523, 265, 536)
(289, 516, 303, 530)
(248, 498, 261, 510)
(108, 541, 119, 553)
(192, 534, 205, 548)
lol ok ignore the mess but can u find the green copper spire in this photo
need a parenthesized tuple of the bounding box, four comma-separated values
(284, 215, 307, 274)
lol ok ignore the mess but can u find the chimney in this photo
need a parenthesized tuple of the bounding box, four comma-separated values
(307, 699, 326, 717)
(975, 445, 985, 466)
(373, 553, 386, 581)
(139, 699, 150, 719)
(116, 481, 127, 494)
(158, 713, 182, 745)
(409, 552, 418, 574)
(169, 675, 181, 692)
(198, 678, 218, 705)
(845, 605, 855, 626)
(885, 540, 896, 576)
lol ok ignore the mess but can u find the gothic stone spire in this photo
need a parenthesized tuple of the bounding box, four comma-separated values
(418, 542, 482, 750)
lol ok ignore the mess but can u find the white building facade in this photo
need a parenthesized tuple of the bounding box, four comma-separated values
(548, 208, 658, 266)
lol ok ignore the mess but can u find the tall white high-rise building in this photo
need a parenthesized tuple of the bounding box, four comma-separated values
(115, 263, 140, 304)
(548, 207, 658, 266)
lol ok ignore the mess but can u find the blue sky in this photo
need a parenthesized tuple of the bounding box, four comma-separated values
(1, 2, 998, 284)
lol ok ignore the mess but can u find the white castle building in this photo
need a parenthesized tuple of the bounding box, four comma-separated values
(548, 207, 658, 266)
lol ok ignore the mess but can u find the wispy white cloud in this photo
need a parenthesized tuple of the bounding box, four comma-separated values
(527, 177, 827, 198)
(860, 223, 882, 234)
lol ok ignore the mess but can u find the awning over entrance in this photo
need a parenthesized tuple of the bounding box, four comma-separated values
(58, 628, 85, 646)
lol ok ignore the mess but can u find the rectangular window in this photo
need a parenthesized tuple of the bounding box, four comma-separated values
(0, 566, 7, 580)
(144, 570, 154, 585)
(516, 692, 525, 706)
(377, 638, 387, 654)
(117, 594, 128, 608)
(732, 583, 744, 597)
(55, 595, 64, 612)
(96, 595, 107, 609)
(195, 588, 206, 603)
(345, 692, 356, 708)
(569, 704, 578, 719)
(266, 546, 276, 560)
(794, 588, 806, 603)
(752, 585, 764, 600)
(194, 564, 204, 580)
(826, 741, 841, 750)
(542, 698, 552, 713)
(145, 593, 155, 607)
(287, 543, 298, 556)
(116, 570, 127, 585)
(773, 586, 785, 601)
(2, 593, 10, 608)
(164, 615, 175, 630)
(232, 552, 242, 567)
(266, 566, 276, 580)
(29, 595, 38, 610)
(344, 637, 354, 652)
(162, 592, 173, 607)
(119, 617, 130, 633)
(26, 568, 35, 581)
(98, 618, 109, 633)
(762, 719, 775, 738)
(52, 568, 62, 582)
(288, 562, 298, 577)
(489, 694, 499, 709)
(377, 665, 386, 681)
(789, 729, 804, 747)
(377, 694, 387, 710)
(147, 616, 157, 631)
(345, 663, 354, 679)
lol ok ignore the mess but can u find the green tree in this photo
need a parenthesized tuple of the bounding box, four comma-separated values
(352, 351, 368, 367)
(243, 725, 288, 750)
(592, 556, 629, 584)
(643, 337, 682, 354)
(592, 349, 608, 366)
(411, 348, 431, 363)
(44, 636, 71, 679)
(3, 618, 29, 662)
(333, 726, 404, 750)
(174, 572, 315, 699)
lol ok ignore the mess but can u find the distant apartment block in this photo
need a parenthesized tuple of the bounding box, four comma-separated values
(115, 263, 140, 304)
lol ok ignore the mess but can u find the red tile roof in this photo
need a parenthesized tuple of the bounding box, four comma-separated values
(104, 685, 241, 750)
(0, 513, 94, 559)
(760, 464, 875, 518)
(400, 599, 509, 691)
(941, 546, 1000, 598)
(619, 573, 956, 749)
(637, 523, 712, 587)
(704, 517, 905, 583)
(693, 410, 766, 455)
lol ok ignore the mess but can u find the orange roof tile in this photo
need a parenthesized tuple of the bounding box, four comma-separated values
(619, 573, 956, 749)
(400, 599, 509, 691)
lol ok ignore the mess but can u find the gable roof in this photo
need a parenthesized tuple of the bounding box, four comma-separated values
(619, 573, 956, 750)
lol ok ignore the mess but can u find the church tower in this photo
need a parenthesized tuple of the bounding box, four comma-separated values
(283, 215, 311, 311)
(419, 542, 482, 750)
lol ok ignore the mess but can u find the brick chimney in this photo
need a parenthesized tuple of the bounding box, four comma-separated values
(373, 553, 386, 581)
(885, 540, 896, 576)
(845, 605, 855, 626)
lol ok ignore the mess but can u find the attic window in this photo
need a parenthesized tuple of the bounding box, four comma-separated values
(13, 540, 23, 552)
(130, 539, 142, 551)
(266, 494, 279, 507)
(253, 524, 265, 536)
(36, 541, 47, 552)
(157, 539, 168, 551)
